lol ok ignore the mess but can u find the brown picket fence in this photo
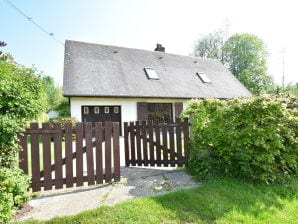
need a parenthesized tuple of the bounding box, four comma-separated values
(18, 122, 120, 192)
(124, 119, 190, 167)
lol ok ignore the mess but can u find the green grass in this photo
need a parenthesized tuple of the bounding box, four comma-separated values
(18, 176, 298, 224)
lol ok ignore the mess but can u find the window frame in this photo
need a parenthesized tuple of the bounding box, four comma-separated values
(144, 67, 159, 80)
(197, 72, 211, 83)
(83, 107, 89, 114)
(104, 107, 110, 114)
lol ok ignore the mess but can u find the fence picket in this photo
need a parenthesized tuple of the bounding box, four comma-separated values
(169, 124, 175, 167)
(54, 123, 63, 189)
(162, 125, 168, 167)
(65, 123, 74, 187)
(85, 122, 95, 186)
(30, 123, 41, 192)
(42, 123, 52, 190)
(18, 133, 28, 174)
(95, 122, 103, 184)
(113, 122, 120, 181)
(75, 123, 84, 187)
(148, 120, 154, 166)
(136, 121, 142, 166)
(176, 119, 182, 167)
(124, 122, 129, 167)
(105, 122, 112, 182)
(129, 122, 136, 166)
(155, 122, 161, 166)
(141, 121, 148, 166)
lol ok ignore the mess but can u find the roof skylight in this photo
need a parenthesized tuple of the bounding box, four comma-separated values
(144, 68, 159, 80)
(197, 72, 211, 83)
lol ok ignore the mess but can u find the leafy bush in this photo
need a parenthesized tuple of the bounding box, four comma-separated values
(0, 55, 45, 222)
(0, 58, 46, 168)
(182, 96, 298, 183)
(0, 168, 30, 223)
(49, 117, 78, 129)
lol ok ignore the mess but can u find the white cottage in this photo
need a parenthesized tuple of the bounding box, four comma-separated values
(63, 40, 251, 133)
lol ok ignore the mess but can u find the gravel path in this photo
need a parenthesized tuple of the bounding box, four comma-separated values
(15, 167, 200, 221)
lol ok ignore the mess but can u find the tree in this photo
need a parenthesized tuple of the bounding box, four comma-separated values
(41, 75, 65, 112)
(223, 33, 273, 94)
(193, 32, 274, 95)
(193, 30, 225, 62)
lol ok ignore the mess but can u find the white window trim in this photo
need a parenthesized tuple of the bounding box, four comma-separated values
(94, 107, 99, 114)
(83, 107, 89, 114)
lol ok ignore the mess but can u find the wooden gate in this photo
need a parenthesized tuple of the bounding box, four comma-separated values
(18, 122, 120, 192)
(124, 119, 190, 167)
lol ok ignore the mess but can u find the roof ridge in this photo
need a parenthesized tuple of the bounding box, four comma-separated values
(65, 39, 216, 62)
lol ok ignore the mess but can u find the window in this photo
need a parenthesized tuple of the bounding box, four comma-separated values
(83, 107, 89, 114)
(114, 106, 119, 113)
(94, 107, 99, 114)
(104, 107, 109, 113)
(147, 103, 172, 123)
(197, 72, 211, 83)
(144, 67, 159, 80)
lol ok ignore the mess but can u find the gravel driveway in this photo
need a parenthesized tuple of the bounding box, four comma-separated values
(15, 166, 200, 221)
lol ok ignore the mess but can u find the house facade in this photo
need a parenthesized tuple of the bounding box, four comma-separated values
(63, 40, 251, 133)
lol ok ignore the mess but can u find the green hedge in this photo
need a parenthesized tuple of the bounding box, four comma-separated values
(182, 96, 298, 183)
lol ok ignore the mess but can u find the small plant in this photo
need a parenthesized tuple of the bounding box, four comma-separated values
(0, 167, 30, 223)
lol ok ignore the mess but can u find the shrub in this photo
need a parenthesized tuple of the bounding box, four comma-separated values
(49, 117, 78, 129)
(0, 168, 30, 223)
(182, 96, 298, 183)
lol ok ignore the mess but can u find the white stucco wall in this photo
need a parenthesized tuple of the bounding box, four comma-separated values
(70, 97, 190, 133)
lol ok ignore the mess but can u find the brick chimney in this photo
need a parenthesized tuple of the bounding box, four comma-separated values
(154, 43, 165, 52)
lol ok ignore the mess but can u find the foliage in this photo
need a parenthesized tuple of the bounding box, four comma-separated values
(269, 83, 298, 97)
(182, 96, 298, 183)
(0, 41, 7, 59)
(21, 177, 298, 224)
(223, 33, 274, 94)
(0, 167, 30, 223)
(40, 75, 70, 117)
(193, 29, 225, 62)
(49, 117, 78, 129)
(0, 57, 46, 167)
(54, 97, 70, 117)
(193, 32, 274, 95)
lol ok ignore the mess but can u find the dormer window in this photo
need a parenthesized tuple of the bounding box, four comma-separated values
(197, 72, 211, 83)
(144, 67, 159, 80)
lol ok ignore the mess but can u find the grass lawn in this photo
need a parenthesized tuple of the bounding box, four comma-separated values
(19, 176, 298, 224)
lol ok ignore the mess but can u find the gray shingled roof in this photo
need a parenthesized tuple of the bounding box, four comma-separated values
(63, 40, 251, 99)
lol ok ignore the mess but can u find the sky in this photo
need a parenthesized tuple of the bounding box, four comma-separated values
(1, 0, 297, 86)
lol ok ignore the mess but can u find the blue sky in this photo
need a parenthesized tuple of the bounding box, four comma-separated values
(1, 0, 297, 86)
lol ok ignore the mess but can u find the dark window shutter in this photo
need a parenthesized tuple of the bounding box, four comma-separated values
(137, 102, 148, 121)
(174, 102, 183, 119)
